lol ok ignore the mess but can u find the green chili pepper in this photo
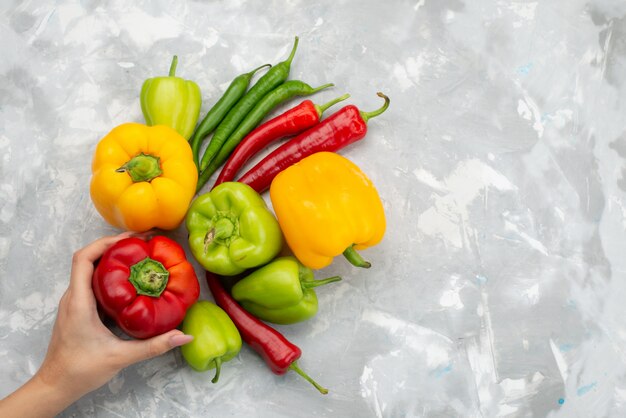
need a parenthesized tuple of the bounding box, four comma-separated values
(231, 256, 341, 324)
(140, 56, 202, 140)
(199, 37, 299, 171)
(196, 80, 333, 192)
(190, 63, 271, 169)
(185, 181, 283, 276)
(181, 301, 242, 383)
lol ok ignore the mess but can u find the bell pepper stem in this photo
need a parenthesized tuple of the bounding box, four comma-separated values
(116, 153, 163, 183)
(211, 357, 222, 384)
(204, 217, 237, 252)
(204, 229, 215, 254)
(360, 92, 390, 123)
(301, 276, 342, 289)
(343, 245, 371, 269)
(288, 361, 328, 395)
(128, 257, 170, 297)
(169, 55, 178, 77)
(315, 93, 350, 117)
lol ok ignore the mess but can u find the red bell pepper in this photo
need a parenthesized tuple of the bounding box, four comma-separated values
(92, 236, 200, 339)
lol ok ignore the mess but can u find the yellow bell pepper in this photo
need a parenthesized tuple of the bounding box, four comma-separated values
(90, 123, 198, 232)
(269, 152, 385, 269)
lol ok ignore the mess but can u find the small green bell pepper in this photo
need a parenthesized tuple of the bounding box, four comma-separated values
(186, 182, 283, 276)
(181, 301, 242, 383)
(141, 55, 202, 140)
(231, 256, 341, 324)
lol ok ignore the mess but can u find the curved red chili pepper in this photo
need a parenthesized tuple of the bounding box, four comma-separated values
(206, 272, 328, 394)
(213, 94, 349, 189)
(237, 92, 389, 193)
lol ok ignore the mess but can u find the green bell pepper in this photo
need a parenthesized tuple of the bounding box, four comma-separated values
(186, 181, 283, 276)
(181, 301, 242, 383)
(141, 55, 201, 140)
(231, 256, 341, 324)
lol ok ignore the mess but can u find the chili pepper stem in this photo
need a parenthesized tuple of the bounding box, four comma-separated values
(285, 36, 299, 66)
(301, 276, 342, 289)
(359, 92, 390, 122)
(211, 357, 222, 383)
(315, 94, 351, 117)
(343, 245, 371, 269)
(288, 361, 328, 395)
(310, 83, 334, 94)
(169, 55, 178, 77)
(248, 63, 272, 76)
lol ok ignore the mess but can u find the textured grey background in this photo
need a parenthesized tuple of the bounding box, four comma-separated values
(2, 0, 626, 416)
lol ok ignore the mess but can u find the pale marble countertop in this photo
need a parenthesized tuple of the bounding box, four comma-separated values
(2, 0, 626, 417)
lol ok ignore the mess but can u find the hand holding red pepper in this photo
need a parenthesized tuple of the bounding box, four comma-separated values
(92, 235, 200, 339)
(0, 234, 194, 417)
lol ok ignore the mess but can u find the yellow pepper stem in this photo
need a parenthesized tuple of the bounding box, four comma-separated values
(343, 245, 371, 269)
(117, 153, 163, 183)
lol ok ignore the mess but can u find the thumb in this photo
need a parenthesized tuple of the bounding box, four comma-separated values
(120, 329, 194, 366)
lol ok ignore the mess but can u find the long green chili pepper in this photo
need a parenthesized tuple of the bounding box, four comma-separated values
(196, 80, 334, 192)
(190, 63, 271, 169)
(200, 36, 300, 171)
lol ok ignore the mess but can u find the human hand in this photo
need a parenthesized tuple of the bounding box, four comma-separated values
(0, 232, 194, 418)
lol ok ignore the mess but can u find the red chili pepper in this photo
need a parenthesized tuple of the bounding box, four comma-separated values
(237, 92, 390, 193)
(205, 271, 328, 394)
(213, 94, 350, 189)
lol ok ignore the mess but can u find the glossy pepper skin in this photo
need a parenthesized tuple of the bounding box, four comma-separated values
(232, 256, 341, 324)
(141, 56, 202, 140)
(92, 236, 200, 339)
(196, 80, 334, 192)
(270, 152, 386, 269)
(181, 301, 242, 383)
(206, 272, 329, 394)
(190, 64, 271, 169)
(90, 123, 197, 232)
(199, 37, 299, 172)
(186, 182, 282, 276)
(238, 93, 389, 193)
(214, 94, 350, 188)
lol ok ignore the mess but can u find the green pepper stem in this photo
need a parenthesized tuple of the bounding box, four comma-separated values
(360, 92, 390, 123)
(128, 257, 170, 297)
(302, 276, 342, 289)
(116, 153, 163, 183)
(214, 218, 234, 240)
(288, 362, 328, 395)
(315, 93, 350, 117)
(343, 245, 371, 269)
(284, 36, 299, 66)
(309, 83, 334, 94)
(247, 63, 272, 77)
(211, 357, 222, 384)
(169, 55, 178, 77)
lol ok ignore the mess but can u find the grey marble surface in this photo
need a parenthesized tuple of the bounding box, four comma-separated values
(2, 0, 626, 416)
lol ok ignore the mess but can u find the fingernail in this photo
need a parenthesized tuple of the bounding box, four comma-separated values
(169, 333, 194, 347)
